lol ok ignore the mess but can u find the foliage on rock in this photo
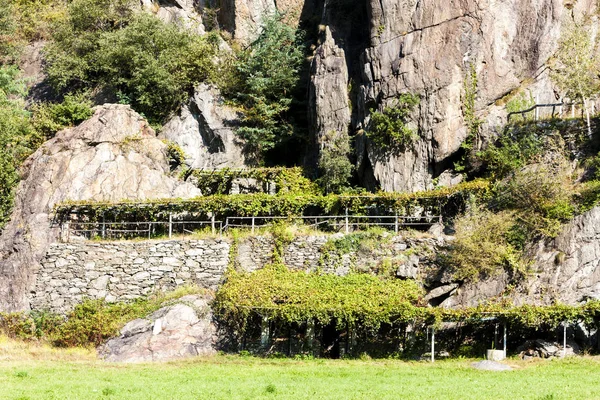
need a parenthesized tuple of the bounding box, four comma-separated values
(0, 66, 40, 227)
(191, 167, 319, 196)
(317, 131, 354, 194)
(367, 93, 419, 151)
(45, 0, 219, 123)
(446, 208, 525, 282)
(31, 93, 93, 140)
(0, 286, 205, 347)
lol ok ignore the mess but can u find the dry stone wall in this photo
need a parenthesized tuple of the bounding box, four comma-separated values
(31, 234, 440, 313)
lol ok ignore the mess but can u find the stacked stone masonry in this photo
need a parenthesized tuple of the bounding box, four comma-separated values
(32, 235, 441, 313)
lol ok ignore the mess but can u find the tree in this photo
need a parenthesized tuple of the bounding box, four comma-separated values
(550, 22, 600, 137)
(317, 131, 353, 194)
(44, 0, 217, 123)
(227, 13, 305, 162)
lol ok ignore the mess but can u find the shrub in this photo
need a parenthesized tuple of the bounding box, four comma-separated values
(505, 91, 535, 122)
(447, 208, 523, 281)
(0, 66, 39, 227)
(45, 0, 218, 123)
(163, 140, 186, 170)
(367, 93, 419, 151)
(477, 130, 543, 179)
(31, 93, 93, 139)
(317, 131, 353, 194)
(494, 161, 576, 237)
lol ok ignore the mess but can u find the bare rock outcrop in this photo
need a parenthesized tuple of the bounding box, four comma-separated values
(0, 105, 200, 312)
(100, 294, 217, 363)
(307, 26, 352, 167)
(160, 84, 247, 170)
(141, 0, 205, 34)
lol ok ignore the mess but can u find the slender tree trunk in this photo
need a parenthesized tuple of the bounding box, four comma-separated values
(583, 97, 592, 137)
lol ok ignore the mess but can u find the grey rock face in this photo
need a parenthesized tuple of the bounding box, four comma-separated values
(0, 105, 200, 312)
(309, 0, 598, 192)
(307, 27, 352, 167)
(141, 0, 205, 34)
(160, 84, 247, 170)
(100, 294, 217, 363)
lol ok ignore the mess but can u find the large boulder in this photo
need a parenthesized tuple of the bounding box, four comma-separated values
(0, 105, 201, 312)
(160, 84, 247, 170)
(100, 294, 217, 362)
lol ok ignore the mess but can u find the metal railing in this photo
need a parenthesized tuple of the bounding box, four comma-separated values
(221, 215, 442, 234)
(60, 214, 442, 242)
(507, 102, 594, 123)
(63, 220, 221, 242)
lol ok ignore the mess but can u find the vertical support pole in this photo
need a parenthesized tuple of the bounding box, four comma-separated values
(101, 215, 106, 240)
(572, 104, 576, 118)
(431, 326, 435, 363)
(211, 213, 216, 235)
(251, 217, 255, 234)
(494, 324, 498, 350)
(168, 213, 173, 239)
(306, 319, 315, 356)
(345, 207, 349, 234)
(148, 222, 151, 240)
(261, 316, 270, 350)
(563, 323, 567, 358)
(395, 214, 399, 234)
(535, 106, 539, 121)
(503, 323, 507, 358)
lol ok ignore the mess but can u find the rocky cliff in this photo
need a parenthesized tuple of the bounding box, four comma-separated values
(305, 0, 597, 191)
(0, 105, 200, 311)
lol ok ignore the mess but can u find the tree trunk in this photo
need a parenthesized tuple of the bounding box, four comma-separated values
(583, 97, 592, 137)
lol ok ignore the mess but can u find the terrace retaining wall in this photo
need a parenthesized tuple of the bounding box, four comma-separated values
(31, 234, 442, 313)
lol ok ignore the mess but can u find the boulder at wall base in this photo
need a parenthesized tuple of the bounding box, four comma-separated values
(99, 295, 217, 363)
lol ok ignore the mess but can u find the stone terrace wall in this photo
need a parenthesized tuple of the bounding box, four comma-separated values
(32, 234, 443, 313)
(32, 240, 230, 313)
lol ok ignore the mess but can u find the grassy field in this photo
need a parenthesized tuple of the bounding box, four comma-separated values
(1, 337, 599, 400)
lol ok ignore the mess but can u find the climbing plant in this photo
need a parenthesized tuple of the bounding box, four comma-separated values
(54, 179, 491, 222)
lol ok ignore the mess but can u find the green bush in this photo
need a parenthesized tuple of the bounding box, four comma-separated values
(366, 93, 419, 151)
(447, 208, 524, 282)
(221, 13, 305, 161)
(494, 162, 576, 237)
(45, 0, 218, 123)
(0, 66, 39, 227)
(477, 130, 543, 179)
(317, 131, 353, 194)
(31, 93, 93, 139)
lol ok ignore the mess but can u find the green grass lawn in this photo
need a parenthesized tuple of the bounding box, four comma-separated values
(1, 339, 599, 400)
